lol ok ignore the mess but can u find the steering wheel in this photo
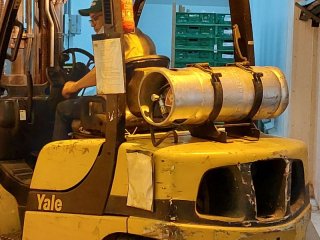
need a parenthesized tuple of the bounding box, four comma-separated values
(60, 48, 94, 82)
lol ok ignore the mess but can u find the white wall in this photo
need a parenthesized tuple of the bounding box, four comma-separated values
(250, 0, 293, 136)
(290, 1, 320, 200)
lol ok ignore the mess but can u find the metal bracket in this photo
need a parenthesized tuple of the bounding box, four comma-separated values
(186, 63, 223, 122)
(232, 24, 250, 65)
(186, 62, 261, 143)
(296, 0, 320, 27)
(190, 121, 260, 143)
(247, 72, 263, 120)
(150, 126, 178, 147)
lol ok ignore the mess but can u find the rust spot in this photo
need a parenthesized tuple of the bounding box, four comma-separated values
(143, 223, 186, 240)
(81, 148, 89, 154)
(168, 199, 178, 221)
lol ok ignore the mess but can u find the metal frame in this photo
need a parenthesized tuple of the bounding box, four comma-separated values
(295, 0, 320, 27)
(229, 0, 255, 65)
(0, 0, 22, 75)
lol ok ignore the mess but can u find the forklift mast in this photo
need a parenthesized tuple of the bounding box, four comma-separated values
(229, 0, 255, 65)
(0, 0, 22, 75)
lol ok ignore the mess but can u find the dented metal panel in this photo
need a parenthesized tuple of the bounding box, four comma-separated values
(106, 132, 309, 229)
(152, 135, 308, 201)
(127, 206, 310, 240)
(31, 139, 105, 191)
(111, 132, 308, 202)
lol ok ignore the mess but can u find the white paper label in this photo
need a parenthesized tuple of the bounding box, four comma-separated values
(19, 110, 26, 121)
(223, 29, 233, 35)
(126, 151, 154, 211)
(224, 15, 231, 22)
(222, 54, 234, 59)
(223, 42, 234, 47)
(93, 38, 125, 94)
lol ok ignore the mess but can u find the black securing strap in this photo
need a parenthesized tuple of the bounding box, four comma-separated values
(247, 72, 263, 119)
(209, 73, 223, 121)
(230, 63, 264, 120)
(187, 63, 223, 122)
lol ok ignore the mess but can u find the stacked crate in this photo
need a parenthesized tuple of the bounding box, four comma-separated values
(174, 12, 235, 68)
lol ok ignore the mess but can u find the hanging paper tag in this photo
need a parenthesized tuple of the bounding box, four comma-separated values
(93, 38, 125, 94)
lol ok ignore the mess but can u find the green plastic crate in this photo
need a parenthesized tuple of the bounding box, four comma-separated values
(215, 38, 234, 51)
(175, 49, 215, 62)
(215, 25, 233, 39)
(176, 25, 215, 38)
(174, 60, 215, 68)
(175, 37, 215, 51)
(214, 51, 235, 63)
(176, 12, 215, 25)
(215, 13, 231, 24)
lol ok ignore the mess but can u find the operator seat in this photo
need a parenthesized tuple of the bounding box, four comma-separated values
(0, 76, 50, 160)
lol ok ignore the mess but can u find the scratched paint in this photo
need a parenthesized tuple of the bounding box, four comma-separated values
(143, 223, 186, 240)
(108, 111, 115, 121)
(31, 139, 104, 190)
(0, 185, 21, 235)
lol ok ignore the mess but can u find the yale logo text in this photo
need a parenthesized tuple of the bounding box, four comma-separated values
(37, 194, 63, 211)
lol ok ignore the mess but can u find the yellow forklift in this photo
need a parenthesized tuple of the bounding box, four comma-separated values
(0, 0, 311, 239)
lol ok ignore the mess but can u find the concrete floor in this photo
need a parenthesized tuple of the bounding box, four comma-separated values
(307, 220, 320, 240)
(307, 199, 320, 240)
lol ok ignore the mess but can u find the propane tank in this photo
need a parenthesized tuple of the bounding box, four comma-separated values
(137, 66, 289, 127)
(121, 0, 135, 33)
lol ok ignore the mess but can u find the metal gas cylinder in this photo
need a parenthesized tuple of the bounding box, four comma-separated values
(138, 66, 288, 127)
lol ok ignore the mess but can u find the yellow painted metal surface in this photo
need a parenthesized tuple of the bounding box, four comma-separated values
(0, 184, 20, 235)
(21, 132, 310, 239)
(31, 139, 105, 191)
(127, 205, 311, 240)
(22, 211, 127, 240)
(153, 135, 308, 201)
(110, 132, 308, 202)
